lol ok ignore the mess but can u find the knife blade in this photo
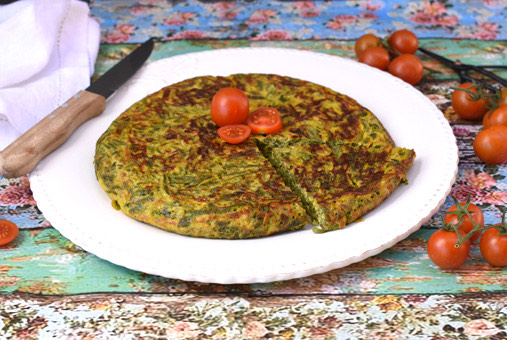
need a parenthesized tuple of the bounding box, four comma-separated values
(0, 38, 154, 179)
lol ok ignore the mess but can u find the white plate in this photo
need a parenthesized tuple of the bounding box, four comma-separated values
(30, 48, 458, 284)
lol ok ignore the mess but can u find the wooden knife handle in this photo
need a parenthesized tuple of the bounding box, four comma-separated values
(0, 90, 106, 179)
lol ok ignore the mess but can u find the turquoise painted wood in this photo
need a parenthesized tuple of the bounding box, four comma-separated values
(95, 39, 507, 80)
(0, 227, 505, 295)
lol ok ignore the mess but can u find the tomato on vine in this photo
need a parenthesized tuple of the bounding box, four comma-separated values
(473, 125, 507, 165)
(427, 227, 470, 269)
(451, 83, 489, 120)
(359, 46, 390, 71)
(388, 29, 419, 55)
(483, 105, 507, 129)
(444, 199, 484, 243)
(388, 54, 424, 85)
(480, 212, 507, 267)
(426, 195, 489, 269)
(354, 34, 382, 58)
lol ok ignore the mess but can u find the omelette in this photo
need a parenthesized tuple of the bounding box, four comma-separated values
(94, 74, 415, 239)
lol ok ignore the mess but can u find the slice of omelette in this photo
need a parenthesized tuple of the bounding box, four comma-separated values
(95, 73, 415, 239)
(259, 140, 415, 232)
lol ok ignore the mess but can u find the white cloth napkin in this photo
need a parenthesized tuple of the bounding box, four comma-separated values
(0, 0, 100, 150)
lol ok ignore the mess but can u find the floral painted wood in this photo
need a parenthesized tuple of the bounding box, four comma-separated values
(1, 10, 506, 336)
(91, 0, 506, 43)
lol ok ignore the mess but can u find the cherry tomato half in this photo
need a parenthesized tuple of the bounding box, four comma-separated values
(444, 202, 484, 243)
(247, 107, 283, 134)
(388, 54, 424, 85)
(388, 29, 419, 54)
(480, 227, 507, 267)
(0, 220, 19, 246)
(217, 124, 251, 144)
(483, 105, 507, 129)
(359, 46, 390, 71)
(210, 88, 250, 127)
(451, 83, 489, 120)
(354, 34, 382, 58)
(473, 125, 507, 165)
(427, 229, 470, 269)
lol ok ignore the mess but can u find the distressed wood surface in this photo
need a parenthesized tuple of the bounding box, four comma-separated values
(0, 292, 506, 339)
(1, 39, 506, 337)
(0, 228, 505, 296)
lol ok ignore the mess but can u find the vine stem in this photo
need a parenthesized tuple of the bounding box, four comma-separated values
(448, 195, 483, 248)
(451, 81, 503, 112)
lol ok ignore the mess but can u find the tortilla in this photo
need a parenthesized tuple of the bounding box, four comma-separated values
(95, 74, 415, 239)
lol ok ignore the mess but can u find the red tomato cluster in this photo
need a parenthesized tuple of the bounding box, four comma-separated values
(427, 198, 507, 269)
(210, 88, 283, 144)
(355, 29, 424, 86)
(451, 85, 507, 165)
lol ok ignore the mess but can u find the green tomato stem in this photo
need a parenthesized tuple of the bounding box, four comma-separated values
(449, 195, 483, 248)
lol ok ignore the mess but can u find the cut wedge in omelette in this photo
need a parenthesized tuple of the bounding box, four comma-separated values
(258, 140, 415, 232)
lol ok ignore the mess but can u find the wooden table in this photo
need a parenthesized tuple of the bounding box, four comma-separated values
(1, 1, 506, 338)
(1, 38, 506, 338)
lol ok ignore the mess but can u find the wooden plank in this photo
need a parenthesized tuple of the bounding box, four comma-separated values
(93, 38, 507, 79)
(88, 0, 507, 42)
(93, 39, 251, 77)
(249, 38, 507, 82)
(0, 292, 505, 339)
(0, 228, 504, 295)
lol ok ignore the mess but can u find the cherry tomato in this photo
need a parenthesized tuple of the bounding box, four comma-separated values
(217, 124, 251, 144)
(444, 202, 484, 243)
(247, 107, 283, 134)
(451, 83, 489, 120)
(388, 29, 419, 55)
(388, 54, 424, 85)
(354, 34, 382, 58)
(210, 88, 250, 127)
(358, 47, 390, 71)
(483, 105, 507, 129)
(480, 226, 507, 267)
(0, 220, 19, 246)
(427, 229, 470, 269)
(473, 125, 507, 164)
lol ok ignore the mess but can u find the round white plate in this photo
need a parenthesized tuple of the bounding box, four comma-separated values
(30, 48, 458, 284)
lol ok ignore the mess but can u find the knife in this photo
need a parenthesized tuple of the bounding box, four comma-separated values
(0, 38, 154, 179)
